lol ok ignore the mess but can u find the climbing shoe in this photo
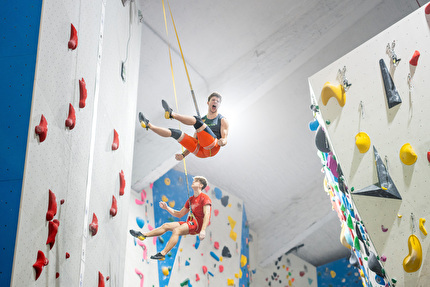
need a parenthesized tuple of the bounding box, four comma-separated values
(129, 229, 146, 241)
(161, 100, 173, 119)
(138, 112, 149, 130)
(150, 252, 165, 261)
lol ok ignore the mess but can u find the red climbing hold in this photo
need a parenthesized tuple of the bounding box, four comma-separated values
(112, 129, 119, 150)
(409, 50, 420, 66)
(89, 213, 98, 236)
(68, 23, 78, 50)
(119, 170, 125, 196)
(46, 219, 60, 249)
(56, 272, 60, 279)
(65, 103, 76, 129)
(219, 265, 224, 273)
(196, 274, 200, 281)
(214, 241, 220, 249)
(110, 195, 117, 216)
(66, 252, 70, 259)
(202, 265, 208, 274)
(426, 3, 430, 14)
(427, 151, 430, 163)
(46, 189, 57, 221)
(35, 114, 48, 142)
(79, 78, 87, 108)
(60, 199, 65, 205)
(33, 250, 49, 280)
(106, 276, 110, 281)
(299, 271, 305, 277)
(98, 271, 105, 287)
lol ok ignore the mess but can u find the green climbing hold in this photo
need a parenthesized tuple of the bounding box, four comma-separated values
(180, 278, 190, 286)
(340, 204, 346, 212)
(364, 257, 368, 261)
(354, 237, 360, 251)
(326, 120, 331, 125)
(351, 187, 354, 192)
(347, 215, 353, 229)
(392, 278, 397, 283)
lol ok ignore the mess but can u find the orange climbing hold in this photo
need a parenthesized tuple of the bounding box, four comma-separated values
(409, 50, 420, 66)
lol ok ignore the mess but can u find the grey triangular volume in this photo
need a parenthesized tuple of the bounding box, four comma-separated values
(379, 59, 402, 108)
(315, 126, 331, 153)
(353, 147, 402, 200)
(373, 146, 402, 199)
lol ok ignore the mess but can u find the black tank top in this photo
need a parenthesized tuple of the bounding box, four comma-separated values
(202, 114, 224, 139)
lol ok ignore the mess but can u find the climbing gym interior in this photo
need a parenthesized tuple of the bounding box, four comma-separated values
(2, 0, 430, 287)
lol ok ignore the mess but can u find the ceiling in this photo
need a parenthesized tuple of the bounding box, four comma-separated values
(131, 0, 422, 267)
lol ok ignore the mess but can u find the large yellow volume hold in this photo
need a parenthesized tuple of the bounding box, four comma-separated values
(321, 82, 346, 107)
(403, 234, 422, 273)
(400, 143, 417, 165)
(355, 132, 371, 153)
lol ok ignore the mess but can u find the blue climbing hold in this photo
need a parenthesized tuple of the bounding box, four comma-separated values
(214, 187, 222, 200)
(195, 236, 200, 249)
(136, 217, 145, 228)
(309, 119, 319, 131)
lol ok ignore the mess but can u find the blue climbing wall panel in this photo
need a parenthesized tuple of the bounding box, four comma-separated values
(0, 1, 42, 286)
(153, 169, 193, 287)
(239, 206, 250, 287)
(317, 257, 363, 287)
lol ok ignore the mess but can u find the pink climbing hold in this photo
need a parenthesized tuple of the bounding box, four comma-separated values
(426, 2, 430, 14)
(219, 265, 224, 273)
(89, 213, 98, 236)
(137, 241, 147, 260)
(150, 182, 153, 189)
(46, 189, 57, 221)
(46, 219, 60, 249)
(79, 78, 87, 108)
(98, 271, 105, 287)
(409, 50, 420, 66)
(35, 114, 48, 142)
(119, 170, 125, 195)
(33, 250, 49, 280)
(381, 255, 387, 262)
(214, 209, 219, 216)
(68, 23, 78, 50)
(112, 129, 119, 150)
(135, 189, 146, 205)
(196, 274, 200, 281)
(135, 268, 144, 287)
(65, 103, 76, 129)
(214, 241, 220, 250)
(381, 225, 388, 232)
(110, 195, 117, 216)
(202, 265, 208, 274)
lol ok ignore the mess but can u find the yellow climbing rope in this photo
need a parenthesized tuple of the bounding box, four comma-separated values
(162, 0, 197, 218)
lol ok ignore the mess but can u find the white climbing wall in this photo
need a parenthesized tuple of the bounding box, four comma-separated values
(10, 0, 141, 286)
(124, 172, 254, 287)
(309, 5, 430, 287)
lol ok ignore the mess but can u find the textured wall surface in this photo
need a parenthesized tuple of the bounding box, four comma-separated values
(10, 0, 141, 286)
(309, 5, 430, 287)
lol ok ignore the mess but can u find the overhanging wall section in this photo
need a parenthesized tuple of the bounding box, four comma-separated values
(309, 5, 430, 286)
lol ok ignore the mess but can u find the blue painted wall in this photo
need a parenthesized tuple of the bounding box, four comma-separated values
(0, 0, 42, 285)
(317, 256, 363, 287)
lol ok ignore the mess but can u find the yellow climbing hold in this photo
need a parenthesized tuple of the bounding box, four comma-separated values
(321, 82, 346, 107)
(241, 255, 247, 267)
(359, 269, 364, 277)
(398, 214, 403, 218)
(228, 216, 236, 229)
(164, 177, 171, 185)
(228, 203, 231, 207)
(330, 270, 336, 278)
(230, 230, 237, 241)
(227, 279, 235, 286)
(168, 201, 175, 208)
(403, 234, 422, 273)
(355, 132, 371, 153)
(162, 266, 169, 276)
(161, 195, 168, 202)
(340, 223, 352, 249)
(419, 218, 427, 236)
(400, 143, 417, 165)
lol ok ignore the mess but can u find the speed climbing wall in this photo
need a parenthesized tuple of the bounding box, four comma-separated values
(10, 0, 142, 286)
(309, 4, 430, 287)
(125, 169, 253, 287)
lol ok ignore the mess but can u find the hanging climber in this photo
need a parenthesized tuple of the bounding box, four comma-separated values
(138, 92, 229, 160)
(129, 176, 212, 260)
